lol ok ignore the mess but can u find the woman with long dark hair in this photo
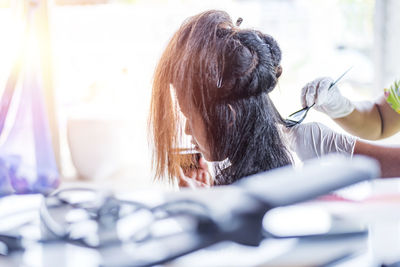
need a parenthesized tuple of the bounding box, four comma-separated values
(148, 10, 362, 187)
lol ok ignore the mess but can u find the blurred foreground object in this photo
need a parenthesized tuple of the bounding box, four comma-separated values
(0, 155, 378, 266)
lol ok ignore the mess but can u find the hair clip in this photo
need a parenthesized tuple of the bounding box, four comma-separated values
(217, 77, 223, 88)
(236, 17, 243, 27)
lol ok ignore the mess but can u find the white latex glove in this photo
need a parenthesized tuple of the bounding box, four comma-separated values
(301, 77, 355, 119)
(285, 122, 356, 161)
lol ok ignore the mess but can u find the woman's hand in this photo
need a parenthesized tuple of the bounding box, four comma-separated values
(177, 157, 213, 188)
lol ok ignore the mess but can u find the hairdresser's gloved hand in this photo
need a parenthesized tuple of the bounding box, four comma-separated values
(301, 77, 355, 119)
(286, 122, 356, 161)
(177, 157, 213, 189)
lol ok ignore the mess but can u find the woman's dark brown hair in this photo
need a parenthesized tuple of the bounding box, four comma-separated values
(149, 10, 292, 184)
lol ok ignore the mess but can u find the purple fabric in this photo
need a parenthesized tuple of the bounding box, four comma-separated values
(0, 32, 59, 196)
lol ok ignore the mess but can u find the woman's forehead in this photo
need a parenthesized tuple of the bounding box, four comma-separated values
(177, 97, 193, 118)
(172, 85, 192, 116)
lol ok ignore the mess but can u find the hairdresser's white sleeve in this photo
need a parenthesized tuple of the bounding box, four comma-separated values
(286, 122, 356, 161)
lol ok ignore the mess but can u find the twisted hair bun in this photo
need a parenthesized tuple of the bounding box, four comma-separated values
(213, 29, 282, 102)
